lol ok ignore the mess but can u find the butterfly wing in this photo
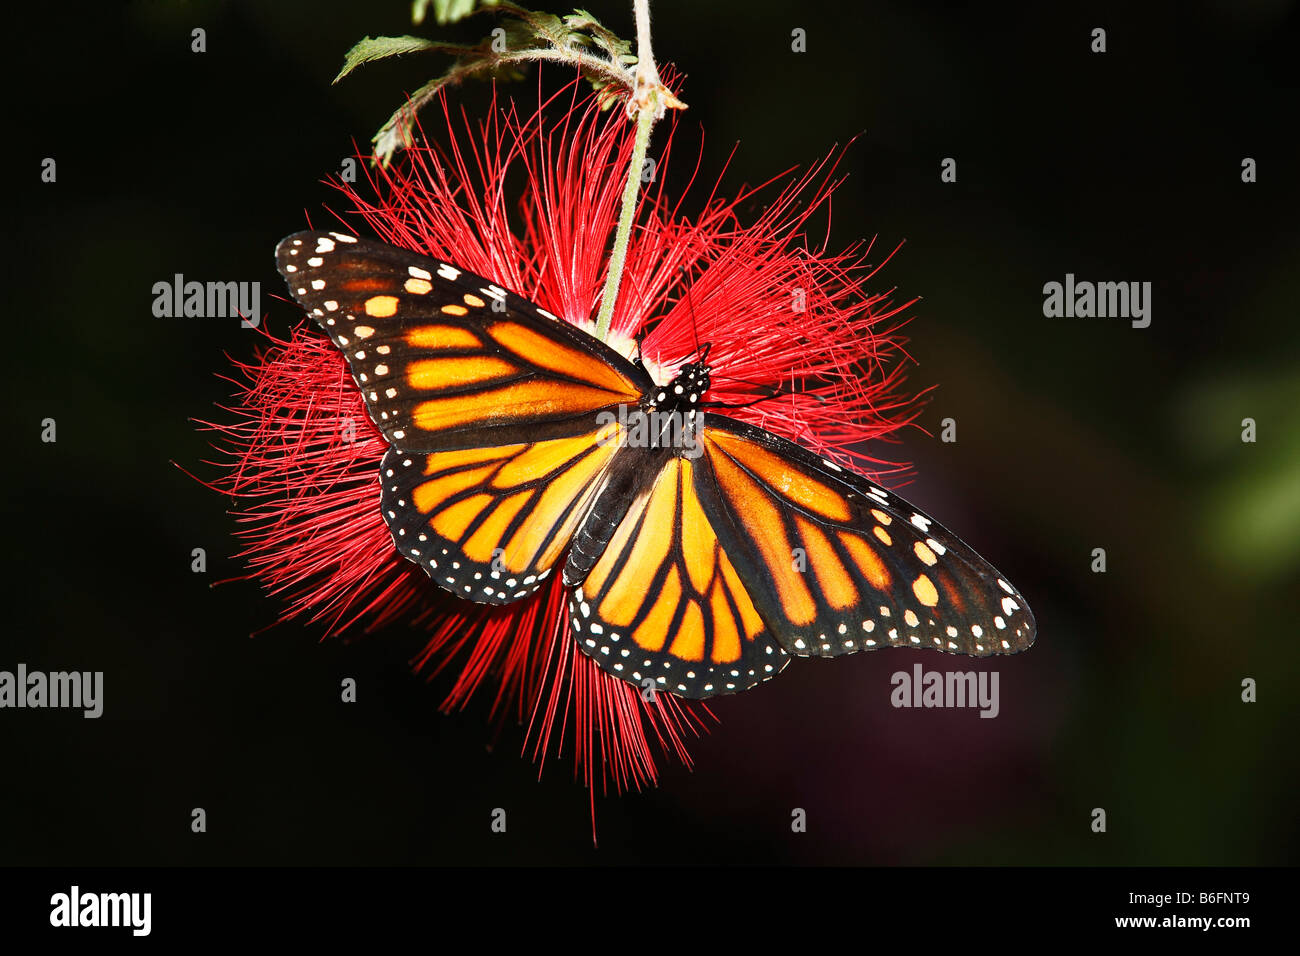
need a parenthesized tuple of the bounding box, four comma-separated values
(379, 421, 626, 604)
(564, 447, 791, 699)
(694, 414, 1036, 658)
(275, 230, 649, 604)
(274, 231, 652, 451)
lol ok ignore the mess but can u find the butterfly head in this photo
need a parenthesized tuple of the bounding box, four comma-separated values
(651, 354, 712, 414)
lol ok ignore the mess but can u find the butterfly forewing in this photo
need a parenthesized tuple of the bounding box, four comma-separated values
(693, 415, 1036, 660)
(274, 231, 651, 452)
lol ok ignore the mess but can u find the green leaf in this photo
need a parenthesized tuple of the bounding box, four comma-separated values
(334, 35, 439, 84)
(429, 0, 481, 25)
(339, 1, 677, 165)
(565, 10, 634, 64)
(508, 7, 567, 46)
(371, 53, 518, 165)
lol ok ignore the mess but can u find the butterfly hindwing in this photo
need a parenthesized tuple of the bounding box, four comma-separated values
(380, 420, 626, 604)
(694, 414, 1036, 659)
(274, 231, 652, 452)
(564, 448, 790, 698)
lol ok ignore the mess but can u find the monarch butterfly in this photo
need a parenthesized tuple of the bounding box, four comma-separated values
(275, 230, 1036, 699)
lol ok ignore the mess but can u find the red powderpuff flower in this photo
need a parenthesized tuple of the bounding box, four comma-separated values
(201, 77, 919, 819)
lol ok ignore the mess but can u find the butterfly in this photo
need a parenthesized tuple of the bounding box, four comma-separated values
(275, 230, 1036, 699)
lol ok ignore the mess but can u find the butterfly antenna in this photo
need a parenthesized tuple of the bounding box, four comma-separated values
(632, 325, 649, 371)
(678, 265, 820, 408)
(705, 370, 831, 409)
(678, 265, 707, 363)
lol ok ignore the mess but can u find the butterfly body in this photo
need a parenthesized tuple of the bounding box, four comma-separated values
(276, 231, 1036, 699)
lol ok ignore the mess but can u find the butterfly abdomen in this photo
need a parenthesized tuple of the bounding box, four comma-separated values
(563, 444, 654, 587)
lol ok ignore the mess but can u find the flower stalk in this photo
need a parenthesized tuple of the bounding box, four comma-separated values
(594, 103, 655, 341)
(594, 0, 682, 342)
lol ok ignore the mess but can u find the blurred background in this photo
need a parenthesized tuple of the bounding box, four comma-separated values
(4, 0, 1297, 864)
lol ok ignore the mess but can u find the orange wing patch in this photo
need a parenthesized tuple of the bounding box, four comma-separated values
(839, 533, 891, 591)
(636, 565, 682, 653)
(794, 516, 858, 610)
(405, 325, 481, 350)
(406, 355, 517, 389)
(486, 321, 641, 398)
(410, 380, 625, 433)
(364, 295, 399, 317)
(706, 430, 851, 521)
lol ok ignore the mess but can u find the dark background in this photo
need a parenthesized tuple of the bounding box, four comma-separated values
(4, 0, 1297, 864)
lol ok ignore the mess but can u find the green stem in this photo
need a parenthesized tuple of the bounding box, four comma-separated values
(593, 104, 655, 342)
